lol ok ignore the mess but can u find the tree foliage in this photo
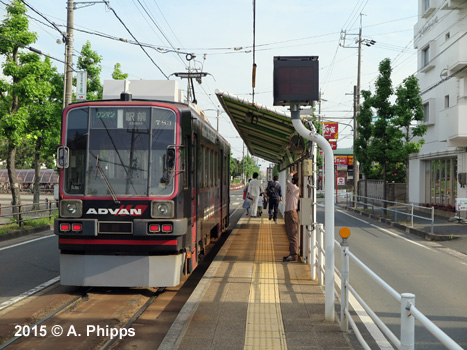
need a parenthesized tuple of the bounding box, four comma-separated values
(112, 63, 128, 80)
(242, 155, 260, 180)
(0, 0, 40, 208)
(355, 90, 374, 177)
(354, 58, 427, 201)
(76, 41, 103, 100)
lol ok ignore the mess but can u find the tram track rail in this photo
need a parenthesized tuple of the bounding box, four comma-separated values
(0, 287, 92, 349)
(0, 286, 167, 350)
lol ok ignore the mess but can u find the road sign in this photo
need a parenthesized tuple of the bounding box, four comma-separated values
(456, 198, 467, 211)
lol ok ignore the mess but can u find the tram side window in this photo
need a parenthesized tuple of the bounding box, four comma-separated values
(215, 151, 218, 187)
(201, 145, 205, 188)
(182, 136, 188, 189)
(64, 108, 88, 194)
(224, 155, 228, 186)
(209, 149, 213, 187)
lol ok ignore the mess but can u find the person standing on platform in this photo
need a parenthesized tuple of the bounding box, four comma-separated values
(242, 179, 251, 215)
(266, 175, 282, 223)
(247, 172, 262, 217)
(283, 170, 300, 262)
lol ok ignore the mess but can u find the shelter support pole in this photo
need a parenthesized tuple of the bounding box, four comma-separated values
(290, 104, 335, 322)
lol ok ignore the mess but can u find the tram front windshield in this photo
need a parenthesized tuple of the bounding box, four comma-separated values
(63, 106, 176, 197)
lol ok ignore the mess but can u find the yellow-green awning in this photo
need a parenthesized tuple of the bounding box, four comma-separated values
(215, 90, 306, 168)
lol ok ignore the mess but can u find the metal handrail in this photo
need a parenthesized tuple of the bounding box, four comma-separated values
(409, 304, 463, 350)
(0, 199, 58, 227)
(345, 193, 435, 234)
(310, 226, 463, 349)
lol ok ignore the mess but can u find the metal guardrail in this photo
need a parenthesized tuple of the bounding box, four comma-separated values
(331, 234, 462, 349)
(0, 199, 58, 227)
(307, 224, 462, 349)
(340, 193, 435, 234)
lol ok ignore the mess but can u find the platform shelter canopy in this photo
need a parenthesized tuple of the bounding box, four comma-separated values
(215, 90, 304, 167)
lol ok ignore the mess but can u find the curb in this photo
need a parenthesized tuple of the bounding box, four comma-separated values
(0, 225, 52, 242)
(343, 206, 460, 241)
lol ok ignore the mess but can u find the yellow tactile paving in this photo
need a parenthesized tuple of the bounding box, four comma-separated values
(244, 217, 287, 350)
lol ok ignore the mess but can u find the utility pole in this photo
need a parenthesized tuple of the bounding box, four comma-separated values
(353, 85, 358, 204)
(340, 14, 375, 206)
(353, 16, 363, 206)
(64, 0, 74, 108)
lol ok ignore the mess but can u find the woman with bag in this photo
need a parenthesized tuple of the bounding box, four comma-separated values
(242, 179, 251, 215)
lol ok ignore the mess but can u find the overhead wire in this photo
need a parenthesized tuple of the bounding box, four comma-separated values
(134, 0, 186, 66)
(102, 0, 169, 79)
(151, 0, 185, 50)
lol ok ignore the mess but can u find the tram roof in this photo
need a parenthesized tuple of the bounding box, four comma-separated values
(215, 90, 305, 168)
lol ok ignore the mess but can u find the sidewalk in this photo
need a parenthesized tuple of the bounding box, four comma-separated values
(159, 214, 356, 350)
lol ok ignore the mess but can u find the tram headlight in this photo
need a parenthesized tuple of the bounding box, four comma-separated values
(151, 200, 174, 218)
(60, 199, 82, 218)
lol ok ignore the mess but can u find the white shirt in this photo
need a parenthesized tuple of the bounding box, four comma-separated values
(248, 178, 263, 197)
(285, 175, 300, 212)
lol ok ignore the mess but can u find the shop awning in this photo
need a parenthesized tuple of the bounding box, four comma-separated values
(215, 90, 306, 169)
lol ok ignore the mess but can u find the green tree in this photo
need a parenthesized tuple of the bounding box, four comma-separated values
(368, 58, 402, 204)
(355, 89, 374, 200)
(27, 57, 62, 206)
(0, 0, 38, 211)
(242, 155, 259, 180)
(230, 155, 242, 178)
(112, 63, 128, 80)
(394, 75, 427, 201)
(76, 41, 103, 100)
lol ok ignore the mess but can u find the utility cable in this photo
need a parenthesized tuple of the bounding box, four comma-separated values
(19, 0, 64, 38)
(102, 0, 169, 79)
(0, 33, 66, 65)
(135, 0, 185, 66)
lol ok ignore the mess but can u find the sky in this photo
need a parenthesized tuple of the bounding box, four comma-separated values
(0, 0, 419, 172)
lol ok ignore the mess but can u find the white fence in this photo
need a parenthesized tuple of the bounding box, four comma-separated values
(308, 224, 463, 350)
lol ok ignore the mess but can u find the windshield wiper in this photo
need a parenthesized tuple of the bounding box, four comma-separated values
(95, 155, 120, 204)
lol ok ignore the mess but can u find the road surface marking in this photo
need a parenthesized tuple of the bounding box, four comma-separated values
(0, 234, 54, 252)
(0, 276, 60, 312)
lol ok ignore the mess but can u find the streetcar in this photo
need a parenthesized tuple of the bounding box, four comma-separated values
(54, 80, 230, 287)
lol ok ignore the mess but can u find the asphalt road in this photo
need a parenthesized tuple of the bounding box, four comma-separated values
(320, 202, 467, 349)
(0, 234, 59, 306)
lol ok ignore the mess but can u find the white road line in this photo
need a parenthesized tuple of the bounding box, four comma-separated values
(336, 208, 370, 224)
(337, 209, 435, 252)
(0, 276, 60, 312)
(335, 273, 394, 350)
(369, 224, 435, 252)
(0, 234, 55, 252)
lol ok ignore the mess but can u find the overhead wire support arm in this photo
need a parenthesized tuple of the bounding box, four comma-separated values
(73, 1, 107, 9)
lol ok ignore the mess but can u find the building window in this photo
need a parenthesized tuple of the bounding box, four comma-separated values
(445, 95, 450, 108)
(423, 102, 430, 122)
(422, 46, 430, 67)
(445, 32, 450, 41)
(423, 0, 430, 12)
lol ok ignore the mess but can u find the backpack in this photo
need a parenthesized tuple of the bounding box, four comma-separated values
(267, 182, 277, 197)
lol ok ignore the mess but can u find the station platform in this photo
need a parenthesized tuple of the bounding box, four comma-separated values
(159, 214, 356, 350)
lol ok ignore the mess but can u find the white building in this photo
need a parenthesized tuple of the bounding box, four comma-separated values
(409, 0, 467, 207)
